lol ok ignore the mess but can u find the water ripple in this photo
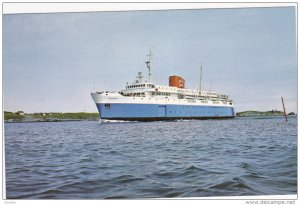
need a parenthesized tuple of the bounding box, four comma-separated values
(5, 117, 297, 199)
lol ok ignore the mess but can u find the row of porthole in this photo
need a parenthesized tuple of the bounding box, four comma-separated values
(169, 110, 227, 113)
(130, 98, 231, 105)
(169, 111, 228, 114)
(168, 107, 230, 113)
(168, 106, 231, 110)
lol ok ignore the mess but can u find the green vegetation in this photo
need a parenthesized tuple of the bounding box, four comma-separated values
(29, 112, 99, 120)
(236, 110, 285, 117)
(4, 111, 99, 122)
(4, 111, 24, 121)
(5, 110, 296, 122)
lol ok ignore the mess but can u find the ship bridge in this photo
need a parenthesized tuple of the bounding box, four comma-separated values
(126, 83, 155, 89)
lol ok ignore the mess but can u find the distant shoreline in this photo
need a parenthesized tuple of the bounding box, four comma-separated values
(4, 119, 99, 123)
(236, 110, 296, 117)
(4, 111, 99, 123)
(4, 110, 296, 123)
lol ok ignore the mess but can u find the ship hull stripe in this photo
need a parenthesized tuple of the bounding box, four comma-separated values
(96, 103, 235, 120)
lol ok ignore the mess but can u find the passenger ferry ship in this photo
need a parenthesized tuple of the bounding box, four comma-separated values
(91, 51, 235, 121)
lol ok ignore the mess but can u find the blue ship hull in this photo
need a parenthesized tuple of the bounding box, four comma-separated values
(96, 103, 235, 121)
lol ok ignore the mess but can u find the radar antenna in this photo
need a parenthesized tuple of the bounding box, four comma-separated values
(136, 72, 144, 83)
(145, 49, 153, 83)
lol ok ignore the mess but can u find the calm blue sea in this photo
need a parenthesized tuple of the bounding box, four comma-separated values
(4, 116, 297, 199)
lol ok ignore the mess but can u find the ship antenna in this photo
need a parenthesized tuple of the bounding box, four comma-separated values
(199, 63, 203, 96)
(145, 49, 153, 83)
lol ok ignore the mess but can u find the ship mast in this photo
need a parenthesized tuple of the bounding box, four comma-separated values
(199, 63, 203, 96)
(145, 50, 153, 83)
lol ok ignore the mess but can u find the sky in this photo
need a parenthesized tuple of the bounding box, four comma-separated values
(3, 6, 297, 113)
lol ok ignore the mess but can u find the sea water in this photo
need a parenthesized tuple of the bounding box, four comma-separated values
(4, 116, 297, 199)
